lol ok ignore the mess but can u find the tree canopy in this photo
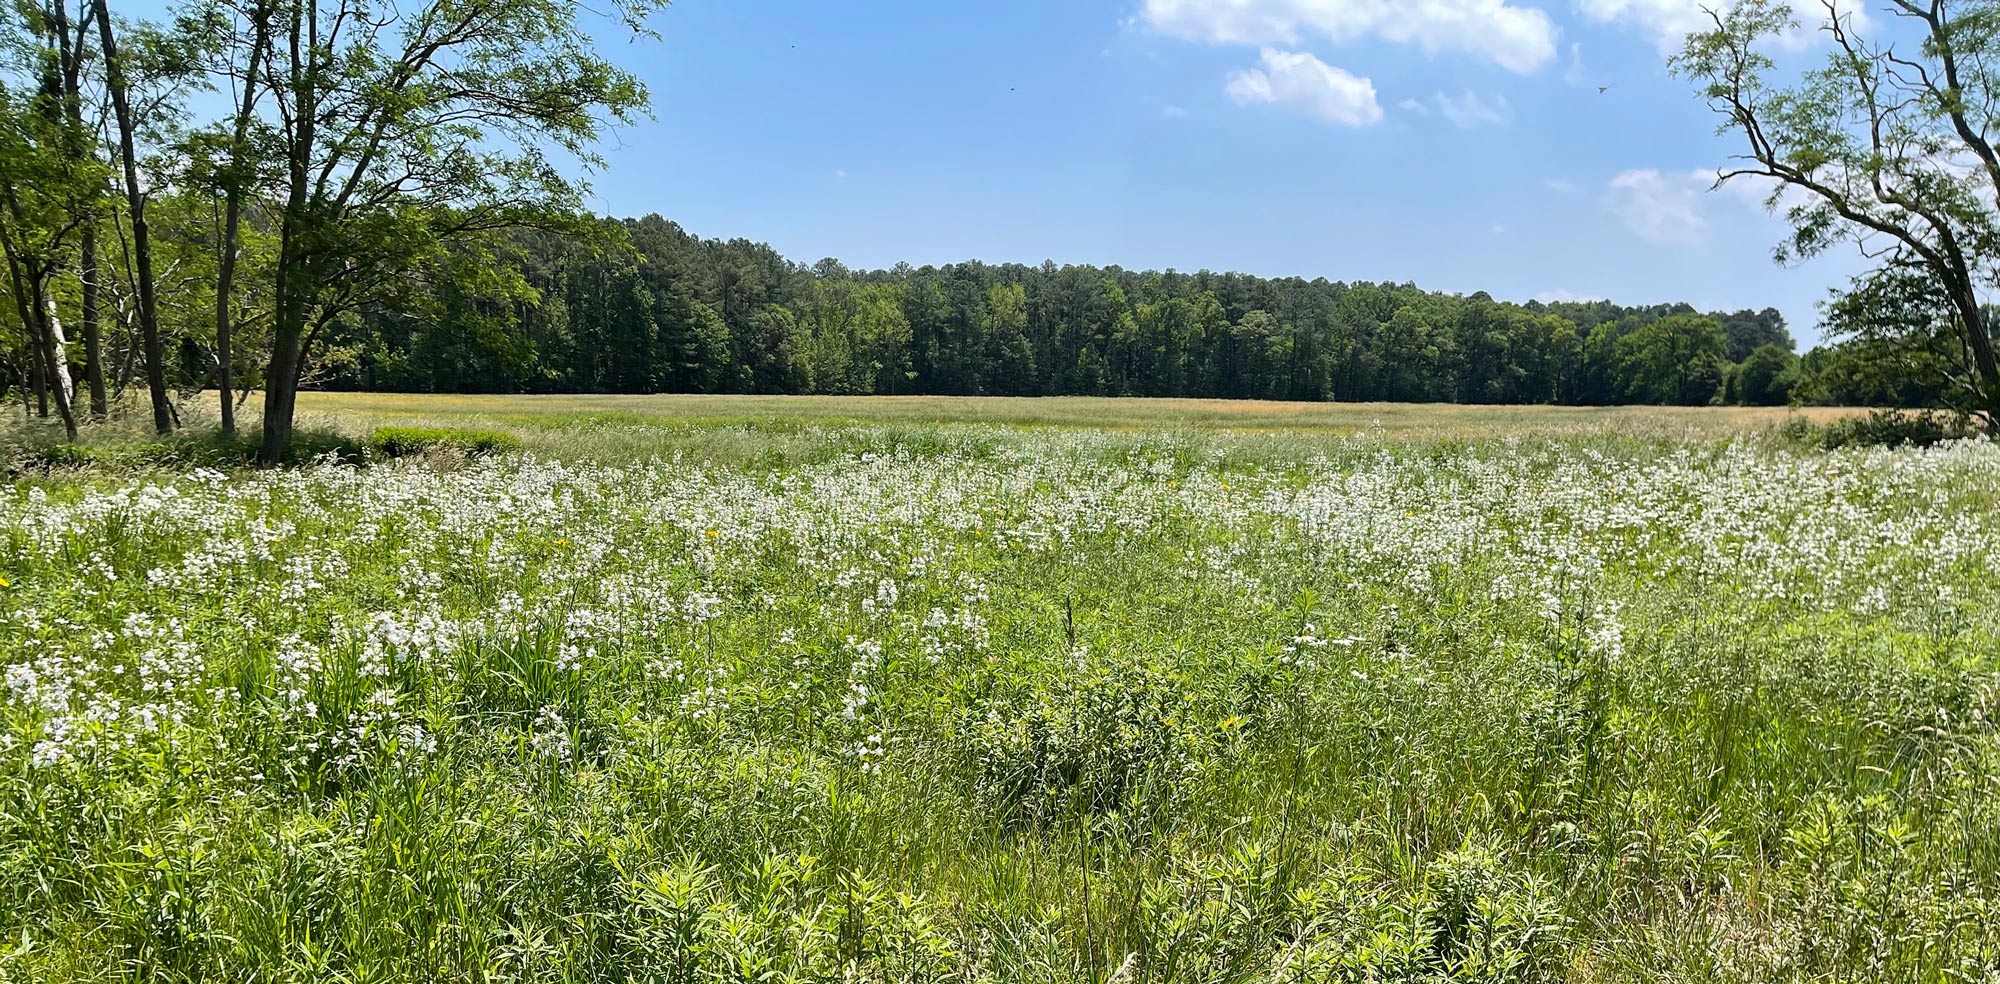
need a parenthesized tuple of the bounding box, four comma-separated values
(1677, 0, 2000, 426)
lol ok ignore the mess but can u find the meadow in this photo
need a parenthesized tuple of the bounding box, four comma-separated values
(0, 396, 1994, 982)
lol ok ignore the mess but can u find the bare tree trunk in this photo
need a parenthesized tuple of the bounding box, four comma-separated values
(44, 296, 73, 406)
(33, 305, 77, 440)
(260, 284, 306, 466)
(215, 213, 239, 434)
(1951, 288, 2000, 424)
(90, 0, 171, 434)
(30, 352, 46, 418)
(7, 260, 76, 439)
(80, 223, 105, 416)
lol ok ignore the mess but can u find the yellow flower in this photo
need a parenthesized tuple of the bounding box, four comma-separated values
(705, 529, 718, 538)
(0, 574, 9, 588)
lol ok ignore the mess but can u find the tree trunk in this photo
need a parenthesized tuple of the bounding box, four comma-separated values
(34, 303, 78, 441)
(54, 0, 105, 419)
(29, 353, 46, 418)
(259, 235, 313, 465)
(258, 300, 303, 466)
(1963, 302, 2000, 425)
(215, 5, 270, 437)
(80, 223, 105, 416)
(90, 0, 172, 434)
(44, 296, 73, 407)
(258, 5, 317, 467)
(7, 262, 76, 439)
(216, 202, 239, 434)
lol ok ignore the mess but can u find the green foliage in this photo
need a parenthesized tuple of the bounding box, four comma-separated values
(0, 426, 365, 473)
(1811, 409, 1978, 450)
(1731, 342, 1798, 407)
(330, 216, 1798, 409)
(1675, 0, 2000, 423)
(1617, 314, 1728, 405)
(369, 426, 523, 459)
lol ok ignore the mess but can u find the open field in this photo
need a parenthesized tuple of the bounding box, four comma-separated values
(288, 392, 1862, 444)
(1, 397, 1996, 982)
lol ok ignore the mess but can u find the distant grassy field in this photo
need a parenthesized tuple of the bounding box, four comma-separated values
(291, 392, 1856, 442)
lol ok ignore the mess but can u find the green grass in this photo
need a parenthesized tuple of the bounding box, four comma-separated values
(0, 395, 1993, 982)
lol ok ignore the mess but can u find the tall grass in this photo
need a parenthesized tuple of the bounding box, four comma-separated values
(0, 406, 1993, 982)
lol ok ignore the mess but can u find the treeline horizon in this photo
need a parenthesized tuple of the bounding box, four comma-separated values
(336, 214, 1825, 408)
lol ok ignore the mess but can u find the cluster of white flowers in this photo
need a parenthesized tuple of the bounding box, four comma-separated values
(528, 705, 571, 761)
(0, 432, 1993, 779)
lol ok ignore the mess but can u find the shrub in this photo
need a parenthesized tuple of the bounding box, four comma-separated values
(369, 426, 523, 459)
(3, 428, 364, 473)
(1816, 409, 1977, 449)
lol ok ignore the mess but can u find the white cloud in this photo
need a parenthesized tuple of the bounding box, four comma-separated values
(1563, 42, 1590, 87)
(1162, 104, 1189, 117)
(1142, 0, 1558, 73)
(1435, 89, 1509, 127)
(1398, 97, 1429, 114)
(1579, 0, 1871, 55)
(1605, 168, 1710, 245)
(1543, 177, 1581, 194)
(1604, 167, 1804, 245)
(1225, 48, 1383, 126)
(1534, 288, 1608, 303)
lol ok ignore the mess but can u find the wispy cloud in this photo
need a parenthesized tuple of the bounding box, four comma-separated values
(1141, 0, 1557, 74)
(1604, 167, 1796, 246)
(1534, 288, 1608, 303)
(1434, 90, 1509, 128)
(1579, 0, 1871, 54)
(1606, 169, 1710, 245)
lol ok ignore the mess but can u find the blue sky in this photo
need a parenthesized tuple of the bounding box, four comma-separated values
(567, 0, 1871, 346)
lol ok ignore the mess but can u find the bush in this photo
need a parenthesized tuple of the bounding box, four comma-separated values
(3, 428, 365, 473)
(1815, 409, 1978, 449)
(369, 426, 523, 459)
(277, 428, 370, 466)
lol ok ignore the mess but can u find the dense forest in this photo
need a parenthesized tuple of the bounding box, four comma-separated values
(336, 215, 1808, 407)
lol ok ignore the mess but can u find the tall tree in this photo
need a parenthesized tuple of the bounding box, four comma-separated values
(1678, 0, 2000, 426)
(250, 0, 666, 465)
(0, 0, 105, 439)
(90, 0, 173, 433)
(1620, 314, 1728, 405)
(186, 0, 272, 434)
(46, 0, 103, 417)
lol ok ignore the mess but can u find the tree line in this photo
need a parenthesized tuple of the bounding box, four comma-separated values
(334, 215, 1808, 407)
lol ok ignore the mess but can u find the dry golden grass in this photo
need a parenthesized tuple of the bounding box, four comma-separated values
(291, 392, 1859, 441)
